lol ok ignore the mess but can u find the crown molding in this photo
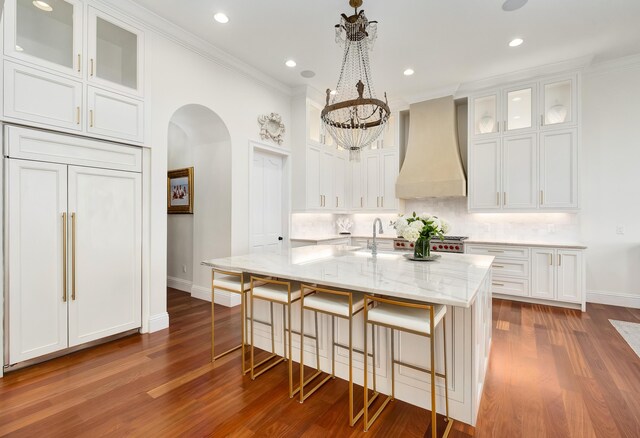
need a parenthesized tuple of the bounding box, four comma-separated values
(584, 53, 640, 77)
(454, 55, 595, 97)
(405, 85, 460, 105)
(92, 0, 292, 96)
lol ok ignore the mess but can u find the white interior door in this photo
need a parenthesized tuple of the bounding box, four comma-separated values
(67, 166, 141, 347)
(8, 159, 68, 363)
(251, 150, 284, 253)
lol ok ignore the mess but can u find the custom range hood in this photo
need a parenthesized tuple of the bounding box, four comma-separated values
(396, 96, 467, 199)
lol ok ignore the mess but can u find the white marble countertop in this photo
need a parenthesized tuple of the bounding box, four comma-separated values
(202, 245, 494, 308)
(465, 239, 587, 250)
(290, 234, 396, 242)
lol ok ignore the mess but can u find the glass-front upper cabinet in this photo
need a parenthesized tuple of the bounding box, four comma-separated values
(88, 7, 144, 95)
(472, 93, 500, 137)
(540, 76, 576, 129)
(504, 83, 536, 134)
(4, 0, 83, 76)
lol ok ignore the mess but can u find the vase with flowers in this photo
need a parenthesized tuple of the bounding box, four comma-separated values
(392, 212, 450, 260)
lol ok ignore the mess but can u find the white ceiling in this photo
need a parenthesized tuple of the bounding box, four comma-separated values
(132, 0, 640, 99)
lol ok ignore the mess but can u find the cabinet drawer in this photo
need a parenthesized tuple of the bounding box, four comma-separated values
(87, 86, 144, 143)
(491, 277, 529, 297)
(4, 61, 83, 131)
(466, 244, 530, 259)
(491, 258, 529, 278)
(5, 126, 142, 173)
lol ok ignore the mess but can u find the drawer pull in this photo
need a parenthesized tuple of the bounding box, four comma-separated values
(488, 250, 505, 253)
(493, 264, 505, 268)
(492, 282, 505, 287)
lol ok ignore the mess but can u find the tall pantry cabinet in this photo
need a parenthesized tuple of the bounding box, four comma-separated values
(5, 127, 142, 364)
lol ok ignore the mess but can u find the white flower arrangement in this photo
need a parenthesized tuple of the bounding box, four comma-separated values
(392, 212, 451, 243)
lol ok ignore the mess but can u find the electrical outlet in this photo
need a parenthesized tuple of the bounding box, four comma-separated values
(616, 225, 625, 235)
(182, 265, 187, 273)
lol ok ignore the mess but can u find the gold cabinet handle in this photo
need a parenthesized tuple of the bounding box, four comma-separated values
(541, 114, 544, 127)
(558, 254, 562, 266)
(381, 196, 384, 208)
(493, 264, 505, 268)
(76, 106, 80, 125)
(360, 197, 363, 208)
(89, 110, 94, 128)
(72, 213, 76, 300)
(497, 192, 500, 206)
(492, 282, 505, 287)
(90, 58, 94, 76)
(503, 120, 507, 131)
(62, 213, 67, 302)
(336, 196, 338, 208)
(540, 190, 544, 205)
(548, 253, 553, 266)
(504, 192, 507, 206)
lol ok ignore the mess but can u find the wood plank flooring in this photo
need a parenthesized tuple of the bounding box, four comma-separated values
(1, 289, 639, 437)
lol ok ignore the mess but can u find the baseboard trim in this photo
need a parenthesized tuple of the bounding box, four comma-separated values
(191, 284, 241, 308)
(587, 290, 640, 309)
(167, 276, 192, 293)
(148, 312, 170, 332)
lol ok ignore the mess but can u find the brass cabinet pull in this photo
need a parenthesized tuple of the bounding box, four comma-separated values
(492, 282, 505, 287)
(504, 192, 507, 206)
(335, 196, 338, 208)
(503, 120, 507, 131)
(497, 192, 500, 206)
(493, 264, 505, 268)
(541, 114, 544, 127)
(488, 249, 504, 253)
(558, 254, 562, 266)
(540, 190, 544, 205)
(381, 196, 384, 208)
(360, 197, 363, 208)
(72, 213, 76, 300)
(548, 253, 553, 266)
(76, 106, 80, 125)
(89, 110, 94, 127)
(62, 213, 67, 302)
(90, 58, 94, 76)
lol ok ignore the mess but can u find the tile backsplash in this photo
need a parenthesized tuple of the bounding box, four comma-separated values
(292, 197, 581, 243)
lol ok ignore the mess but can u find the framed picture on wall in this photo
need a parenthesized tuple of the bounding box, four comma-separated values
(167, 167, 194, 214)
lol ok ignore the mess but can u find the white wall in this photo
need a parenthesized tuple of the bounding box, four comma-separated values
(580, 58, 640, 305)
(143, 24, 291, 325)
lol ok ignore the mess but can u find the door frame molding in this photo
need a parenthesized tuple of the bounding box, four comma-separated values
(248, 140, 291, 253)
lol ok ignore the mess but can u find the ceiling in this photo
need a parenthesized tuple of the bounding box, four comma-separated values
(132, 0, 640, 99)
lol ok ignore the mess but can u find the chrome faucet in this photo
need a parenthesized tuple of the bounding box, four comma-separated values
(371, 218, 384, 256)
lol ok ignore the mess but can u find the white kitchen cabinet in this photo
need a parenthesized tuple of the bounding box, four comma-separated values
(4, 60, 83, 131)
(333, 154, 347, 209)
(320, 150, 334, 209)
(67, 166, 141, 346)
(305, 145, 322, 209)
(3, 0, 84, 78)
(303, 145, 346, 211)
(8, 159, 69, 363)
(358, 149, 398, 211)
(87, 7, 144, 96)
(540, 75, 576, 130)
(531, 249, 555, 300)
(87, 85, 144, 143)
(502, 134, 537, 209)
(468, 138, 501, 210)
(556, 250, 583, 303)
(470, 92, 500, 137)
(539, 129, 578, 209)
(350, 160, 363, 210)
(5, 128, 142, 366)
(503, 83, 536, 134)
(363, 152, 380, 209)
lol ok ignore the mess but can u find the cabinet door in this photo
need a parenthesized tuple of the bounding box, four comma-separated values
(87, 7, 144, 96)
(504, 83, 536, 134)
(471, 92, 500, 137)
(539, 129, 578, 209)
(8, 159, 69, 364)
(87, 86, 144, 143)
(333, 153, 347, 210)
(468, 139, 501, 210)
(531, 249, 556, 300)
(557, 250, 583, 303)
(350, 160, 363, 210)
(4, 0, 83, 77)
(502, 134, 537, 209)
(306, 146, 321, 209)
(380, 151, 398, 210)
(320, 150, 334, 209)
(67, 166, 141, 347)
(307, 102, 322, 144)
(4, 61, 83, 131)
(540, 76, 576, 129)
(363, 152, 380, 209)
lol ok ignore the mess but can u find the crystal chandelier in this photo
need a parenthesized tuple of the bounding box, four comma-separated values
(322, 0, 390, 161)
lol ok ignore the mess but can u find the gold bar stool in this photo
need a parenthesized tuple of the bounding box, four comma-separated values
(364, 296, 452, 437)
(299, 285, 379, 426)
(211, 268, 258, 374)
(249, 276, 307, 398)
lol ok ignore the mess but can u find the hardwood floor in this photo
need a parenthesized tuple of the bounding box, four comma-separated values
(1, 289, 639, 437)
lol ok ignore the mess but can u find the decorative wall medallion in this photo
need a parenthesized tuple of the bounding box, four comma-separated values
(258, 113, 285, 145)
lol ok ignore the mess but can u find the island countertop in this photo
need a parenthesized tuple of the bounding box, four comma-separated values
(202, 245, 494, 308)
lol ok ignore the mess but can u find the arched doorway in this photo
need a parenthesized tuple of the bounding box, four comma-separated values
(166, 104, 233, 303)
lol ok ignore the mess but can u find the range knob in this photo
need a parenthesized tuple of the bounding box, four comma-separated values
(444, 245, 449, 250)
(455, 245, 460, 250)
(439, 245, 443, 249)
(410, 243, 414, 248)
(432, 245, 437, 250)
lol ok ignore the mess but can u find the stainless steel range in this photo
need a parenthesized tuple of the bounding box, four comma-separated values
(393, 236, 469, 254)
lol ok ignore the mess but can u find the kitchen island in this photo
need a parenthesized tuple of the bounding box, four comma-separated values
(202, 245, 494, 426)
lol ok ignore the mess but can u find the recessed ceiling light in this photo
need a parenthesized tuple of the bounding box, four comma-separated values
(32, 1, 53, 11)
(512, 97, 522, 102)
(403, 68, 415, 76)
(15, 45, 24, 52)
(330, 89, 337, 95)
(285, 59, 297, 68)
(300, 70, 315, 78)
(502, 0, 528, 12)
(509, 38, 524, 47)
(213, 12, 229, 24)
